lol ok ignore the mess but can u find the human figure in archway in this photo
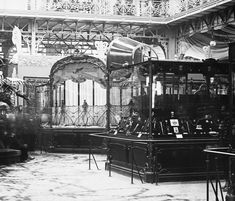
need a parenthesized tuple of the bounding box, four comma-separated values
(128, 99, 135, 117)
(82, 99, 88, 126)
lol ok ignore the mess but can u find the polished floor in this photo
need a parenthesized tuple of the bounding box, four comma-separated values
(0, 152, 226, 201)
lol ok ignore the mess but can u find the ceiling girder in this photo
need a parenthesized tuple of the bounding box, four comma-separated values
(177, 5, 235, 38)
(0, 15, 164, 54)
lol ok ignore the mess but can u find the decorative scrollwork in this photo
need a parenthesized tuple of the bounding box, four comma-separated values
(51, 105, 129, 127)
(44, 0, 219, 18)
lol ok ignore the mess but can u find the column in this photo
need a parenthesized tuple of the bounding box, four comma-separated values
(1, 40, 14, 77)
(134, 0, 140, 16)
(31, 20, 37, 55)
(165, 28, 177, 59)
(2, 40, 13, 59)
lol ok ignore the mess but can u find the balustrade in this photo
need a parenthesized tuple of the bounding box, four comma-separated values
(0, 0, 224, 18)
(14, 105, 130, 128)
(44, 0, 216, 17)
(51, 105, 130, 127)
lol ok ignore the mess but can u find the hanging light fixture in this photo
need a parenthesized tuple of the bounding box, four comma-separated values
(210, 40, 216, 47)
(202, 28, 216, 59)
(210, 28, 216, 47)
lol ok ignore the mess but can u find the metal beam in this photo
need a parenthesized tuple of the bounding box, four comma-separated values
(177, 5, 235, 38)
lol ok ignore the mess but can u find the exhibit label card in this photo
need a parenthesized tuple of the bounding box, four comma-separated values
(176, 134, 183, 139)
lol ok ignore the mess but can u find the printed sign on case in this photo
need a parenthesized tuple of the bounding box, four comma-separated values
(137, 133, 142, 138)
(173, 127, 179, 134)
(170, 119, 179, 127)
(196, 125, 203, 130)
(176, 134, 183, 139)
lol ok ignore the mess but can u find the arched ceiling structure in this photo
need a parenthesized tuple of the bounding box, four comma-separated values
(50, 55, 107, 86)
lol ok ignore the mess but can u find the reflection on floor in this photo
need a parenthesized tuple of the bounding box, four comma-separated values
(0, 152, 226, 201)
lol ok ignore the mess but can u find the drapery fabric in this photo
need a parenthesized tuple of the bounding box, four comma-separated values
(183, 24, 235, 60)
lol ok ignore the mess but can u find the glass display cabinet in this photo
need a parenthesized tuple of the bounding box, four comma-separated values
(101, 58, 235, 183)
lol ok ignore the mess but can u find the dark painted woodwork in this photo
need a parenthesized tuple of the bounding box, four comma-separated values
(41, 127, 105, 152)
(0, 149, 21, 165)
(90, 133, 222, 182)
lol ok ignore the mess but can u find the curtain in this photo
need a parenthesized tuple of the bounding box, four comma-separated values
(183, 24, 235, 60)
(65, 80, 78, 106)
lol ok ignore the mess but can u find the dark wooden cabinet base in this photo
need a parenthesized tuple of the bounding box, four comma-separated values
(40, 127, 105, 152)
(0, 149, 21, 165)
(91, 133, 224, 183)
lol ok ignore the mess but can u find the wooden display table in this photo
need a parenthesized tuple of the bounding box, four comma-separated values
(41, 127, 105, 153)
(90, 132, 221, 183)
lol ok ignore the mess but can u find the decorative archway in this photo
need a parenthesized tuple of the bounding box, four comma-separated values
(49, 55, 108, 127)
(50, 55, 107, 86)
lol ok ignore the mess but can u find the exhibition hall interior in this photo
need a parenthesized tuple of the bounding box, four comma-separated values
(0, 0, 235, 200)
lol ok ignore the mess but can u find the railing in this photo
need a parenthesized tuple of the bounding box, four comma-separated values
(1, 0, 228, 18)
(52, 105, 126, 127)
(43, 0, 225, 17)
(18, 105, 130, 127)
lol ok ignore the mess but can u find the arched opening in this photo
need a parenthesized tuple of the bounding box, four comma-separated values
(49, 55, 107, 127)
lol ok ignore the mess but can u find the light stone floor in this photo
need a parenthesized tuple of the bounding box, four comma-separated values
(0, 152, 226, 201)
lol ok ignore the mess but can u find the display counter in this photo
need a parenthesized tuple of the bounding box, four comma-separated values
(90, 132, 222, 183)
(100, 58, 235, 183)
(41, 127, 105, 152)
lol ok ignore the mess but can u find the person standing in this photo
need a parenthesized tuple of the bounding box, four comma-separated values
(128, 99, 135, 117)
(82, 100, 88, 126)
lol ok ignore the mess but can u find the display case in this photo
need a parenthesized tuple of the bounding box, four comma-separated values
(102, 58, 235, 182)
